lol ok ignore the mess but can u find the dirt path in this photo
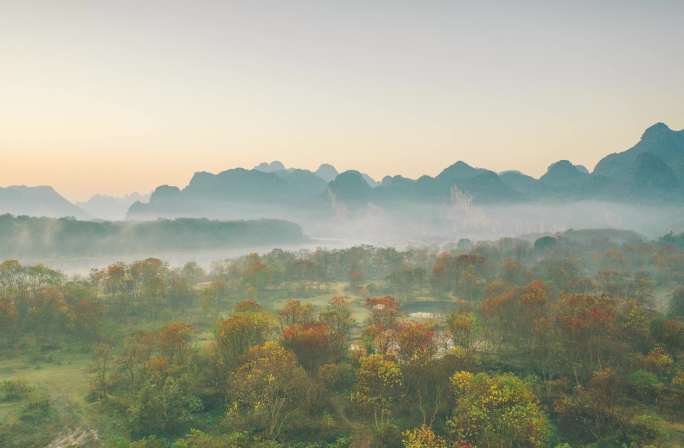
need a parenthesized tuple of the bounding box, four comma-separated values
(46, 428, 99, 448)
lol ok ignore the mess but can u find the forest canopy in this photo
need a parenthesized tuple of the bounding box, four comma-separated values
(1, 229, 683, 447)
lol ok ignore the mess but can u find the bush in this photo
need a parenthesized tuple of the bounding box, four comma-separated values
(320, 363, 355, 392)
(19, 395, 54, 423)
(129, 436, 166, 448)
(0, 380, 33, 402)
(670, 287, 684, 318)
(173, 430, 282, 448)
(372, 424, 403, 448)
(127, 376, 202, 438)
(627, 370, 662, 400)
(625, 414, 666, 446)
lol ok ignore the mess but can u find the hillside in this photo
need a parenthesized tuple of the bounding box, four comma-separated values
(0, 186, 84, 218)
(0, 214, 305, 257)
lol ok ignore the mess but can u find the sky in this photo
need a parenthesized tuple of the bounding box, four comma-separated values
(1, 0, 683, 201)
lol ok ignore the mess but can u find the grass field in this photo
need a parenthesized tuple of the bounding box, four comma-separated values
(0, 352, 94, 447)
(0, 354, 92, 404)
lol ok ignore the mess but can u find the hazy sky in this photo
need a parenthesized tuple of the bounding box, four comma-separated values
(1, 1, 683, 200)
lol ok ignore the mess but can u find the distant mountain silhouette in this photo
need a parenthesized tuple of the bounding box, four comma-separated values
(328, 170, 372, 204)
(591, 122, 684, 201)
(3, 123, 681, 221)
(499, 171, 543, 197)
(437, 161, 489, 181)
(254, 161, 376, 186)
(594, 123, 684, 180)
(128, 167, 330, 220)
(315, 163, 339, 182)
(126, 122, 684, 220)
(78, 192, 148, 221)
(540, 160, 589, 188)
(254, 160, 286, 173)
(0, 186, 84, 218)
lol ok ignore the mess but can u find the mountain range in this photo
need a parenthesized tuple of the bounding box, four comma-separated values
(1, 122, 682, 222)
(0, 186, 86, 218)
(129, 122, 684, 219)
(77, 192, 149, 221)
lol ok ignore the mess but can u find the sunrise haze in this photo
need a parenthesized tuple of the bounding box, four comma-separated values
(1, 0, 682, 200)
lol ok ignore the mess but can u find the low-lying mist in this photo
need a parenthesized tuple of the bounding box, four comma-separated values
(123, 198, 684, 244)
(3, 200, 682, 275)
(0, 215, 306, 272)
(308, 199, 684, 244)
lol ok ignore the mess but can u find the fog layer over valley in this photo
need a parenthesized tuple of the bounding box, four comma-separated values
(0, 215, 306, 272)
(123, 122, 684, 242)
(2, 123, 684, 247)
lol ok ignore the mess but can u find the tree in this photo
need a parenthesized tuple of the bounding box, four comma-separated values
(278, 299, 315, 329)
(352, 354, 403, 431)
(100, 323, 203, 437)
(102, 261, 130, 314)
(242, 254, 270, 297)
(631, 271, 655, 305)
(481, 280, 549, 357)
(501, 258, 529, 285)
(554, 293, 620, 381)
(112, 334, 145, 392)
(127, 374, 201, 437)
(401, 352, 453, 427)
(446, 311, 476, 353)
(319, 296, 354, 346)
(92, 342, 113, 400)
(214, 311, 271, 372)
(534, 236, 557, 252)
(130, 258, 168, 311)
(234, 299, 262, 313)
(670, 286, 684, 317)
(431, 253, 486, 299)
(395, 320, 436, 361)
(597, 269, 629, 298)
(387, 266, 426, 299)
(402, 425, 448, 448)
(180, 261, 205, 285)
(156, 322, 194, 362)
(447, 371, 550, 448)
(553, 368, 625, 445)
(539, 256, 586, 294)
(282, 322, 338, 374)
(175, 430, 282, 448)
(365, 296, 400, 329)
(228, 342, 308, 439)
(650, 318, 684, 353)
(0, 297, 17, 347)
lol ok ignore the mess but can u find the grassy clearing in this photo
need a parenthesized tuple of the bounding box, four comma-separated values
(662, 420, 684, 447)
(0, 353, 92, 406)
(270, 282, 370, 324)
(0, 353, 94, 447)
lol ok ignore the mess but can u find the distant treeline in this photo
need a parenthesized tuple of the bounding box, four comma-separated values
(0, 214, 305, 256)
(661, 231, 684, 248)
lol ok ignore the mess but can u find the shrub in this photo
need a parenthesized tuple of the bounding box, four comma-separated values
(0, 380, 33, 402)
(627, 370, 662, 400)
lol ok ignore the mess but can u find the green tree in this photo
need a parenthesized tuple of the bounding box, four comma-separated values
(447, 371, 551, 448)
(228, 342, 308, 439)
(670, 286, 684, 317)
(402, 425, 448, 448)
(352, 354, 403, 431)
